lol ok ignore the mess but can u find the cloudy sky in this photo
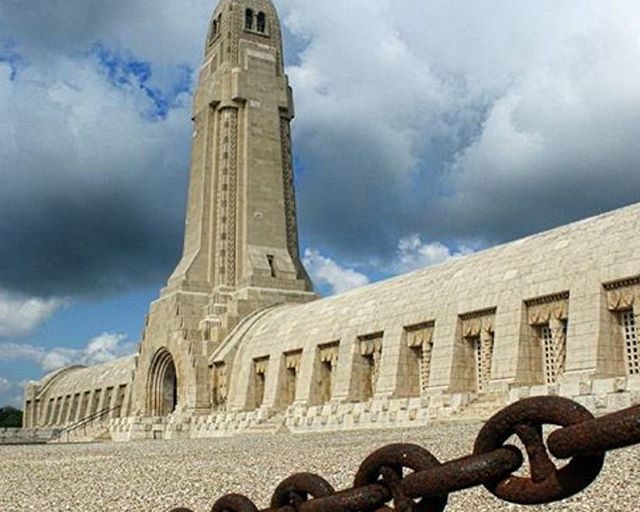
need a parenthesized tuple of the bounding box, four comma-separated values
(1, 0, 640, 407)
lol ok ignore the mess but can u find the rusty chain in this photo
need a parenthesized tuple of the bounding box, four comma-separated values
(169, 396, 640, 512)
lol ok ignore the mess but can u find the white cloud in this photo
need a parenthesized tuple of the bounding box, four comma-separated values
(392, 236, 474, 274)
(0, 377, 11, 394)
(2, 0, 640, 301)
(303, 248, 370, 295)
(0, 289, 65, 338)
(0, 332, 137, 373)
(278, 0, 640, 256)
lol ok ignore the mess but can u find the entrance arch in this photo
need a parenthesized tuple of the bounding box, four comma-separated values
(147, 348, 178, 416)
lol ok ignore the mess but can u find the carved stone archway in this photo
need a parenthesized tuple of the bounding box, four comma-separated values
(147, 348, 178, 417)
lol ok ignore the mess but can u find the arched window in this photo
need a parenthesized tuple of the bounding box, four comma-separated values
(245, 8, 254, 30)
(257, 12, 266, 33)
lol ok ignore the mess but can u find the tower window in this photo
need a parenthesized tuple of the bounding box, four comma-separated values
(267, 254, 276, 277)
(212, 19, 218, 37)
(257, 12, 266, 33)
(245, 9, 254, 30)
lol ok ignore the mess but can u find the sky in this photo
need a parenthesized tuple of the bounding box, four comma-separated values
(1, 0, 640, 408)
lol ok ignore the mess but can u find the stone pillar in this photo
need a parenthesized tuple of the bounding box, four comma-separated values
(120, 384, 132, 418)
(563, 281, 600, 380)
(74, 393, 86, 423)
(426, 311, 460, 393)
(294, 347, 316, 405)
(331, 329, 357, 402)
(23, 401, 32, 429)
(374, 325, 405, 399)
(53, 397, 64, 425)
(94, 389, 106, 415)
(108, 388, 119, 418)
(86, 389, 96, 416)
(33, 400, 40, 428)
(64, 395, 76, 425)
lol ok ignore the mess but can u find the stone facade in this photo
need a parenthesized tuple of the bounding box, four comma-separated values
(23, 0, 640, 439)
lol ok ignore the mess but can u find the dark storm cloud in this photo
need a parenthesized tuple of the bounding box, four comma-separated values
(2, 0, 640, 305)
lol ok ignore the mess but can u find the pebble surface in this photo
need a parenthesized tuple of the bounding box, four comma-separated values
(1, 421, 639, 512)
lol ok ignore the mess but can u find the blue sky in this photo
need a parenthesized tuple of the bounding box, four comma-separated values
(2, 0, 640, 407)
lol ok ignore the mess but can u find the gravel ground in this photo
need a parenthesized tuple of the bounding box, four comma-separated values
(1, 421, 639, 512)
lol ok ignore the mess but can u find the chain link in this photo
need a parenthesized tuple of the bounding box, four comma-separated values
(169, 396, 640, 512)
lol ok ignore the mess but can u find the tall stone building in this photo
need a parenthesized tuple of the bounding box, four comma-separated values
(22, 0, 640, 440)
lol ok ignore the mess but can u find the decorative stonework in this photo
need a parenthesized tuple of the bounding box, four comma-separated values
(605, 276, 640, 311)
(283, 350, 302, 406)
(526, 293, 569, 385)
(359, 333, 384, 398)
(460, 309, 496, 393)
(215, 107, 239, 287)
(280, 116, 303, 279)
(406, 322, 435, 393)
(526, 292, 570, 325)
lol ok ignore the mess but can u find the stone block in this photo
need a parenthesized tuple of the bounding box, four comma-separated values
(592, 379, 615, 395)
(529, 385, 549, 397)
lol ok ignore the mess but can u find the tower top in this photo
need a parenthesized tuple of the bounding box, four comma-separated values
(166, 0, 313, 304)
(205, 0, 284, 72)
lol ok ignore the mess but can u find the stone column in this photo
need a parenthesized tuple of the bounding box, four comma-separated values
(331, 329, 357, 402)
(74, 393, 85, 423)
(427, 311, 460, 393)
(374, 325, 406, 399)
(294, 347, 315, 405)
(64, 395, 76, 425)
(109, 388, 120, 419)
(23, 401, 32, 429)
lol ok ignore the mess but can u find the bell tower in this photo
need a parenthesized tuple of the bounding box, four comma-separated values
(168, 0, 312, 299)
(131, 0, 315, 416)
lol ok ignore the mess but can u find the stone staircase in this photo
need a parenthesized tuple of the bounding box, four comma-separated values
(451, 393, 505, 421)
(240, 412, 288, 435)
(48, 406, 118, 444)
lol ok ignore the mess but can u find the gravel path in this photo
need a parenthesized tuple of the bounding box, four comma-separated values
(1, 421, 639, 512)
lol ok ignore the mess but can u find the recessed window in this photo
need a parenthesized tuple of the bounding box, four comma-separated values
(245, 8, 254, 30)
(267, 254, 276, 277)
(257, 12, 266, 33)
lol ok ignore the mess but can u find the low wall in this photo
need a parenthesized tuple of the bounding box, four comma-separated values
(0, 428, 60, 445)
(109, 375, 640, 442)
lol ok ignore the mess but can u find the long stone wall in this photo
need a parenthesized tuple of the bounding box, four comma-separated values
(23, 356, 136, 429)
(201, 203, 640, 422)
(0, 428, 60, 445)
(108, 203, 640, 441)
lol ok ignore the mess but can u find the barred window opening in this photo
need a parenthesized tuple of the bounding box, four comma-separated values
(471, 335, 493, 393)
(418, 343, 433, 393)
(540, 320, 567, 385)
(622, 310, 640, 375)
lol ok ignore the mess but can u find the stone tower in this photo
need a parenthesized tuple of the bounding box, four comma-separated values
(129, 0, 316, 417)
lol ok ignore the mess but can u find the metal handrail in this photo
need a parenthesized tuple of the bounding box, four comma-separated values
(53, 405, 120, 440)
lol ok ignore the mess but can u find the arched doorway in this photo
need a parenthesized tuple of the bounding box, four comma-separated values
(147, 349, 178, 416)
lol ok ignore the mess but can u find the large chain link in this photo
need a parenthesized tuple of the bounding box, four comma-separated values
(170, 396, 640, 511)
